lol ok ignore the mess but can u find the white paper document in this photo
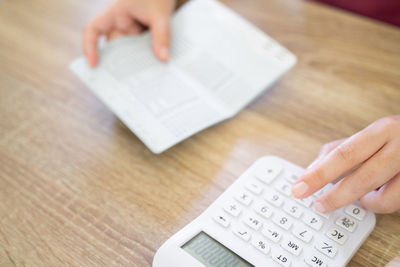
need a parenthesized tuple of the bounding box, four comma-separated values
(70, 0, 296, 153)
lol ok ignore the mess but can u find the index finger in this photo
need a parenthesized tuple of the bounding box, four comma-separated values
(83, 13, 113, 67)
(149, 13, 171, 61)
(292, 121, 389, 199)
(83, 25, 101, 67)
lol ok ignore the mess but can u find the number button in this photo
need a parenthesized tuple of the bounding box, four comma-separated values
(345, 204, 366, 221)
(271, 248, 291, 267)
(232, 225, 251, 242)
(304, 252, 327, 267)
(275, 180, 292, 196)
(315, 240, 337, 258)
(273, 212, 293, 230)
(254, 201, 273, 219)
(292, 224, 313, 243)
(336, 215, 357, 232)
(313, 183, 333, 197)
(245, 181, 264, 195)
(235, 190, 253, 206)
(284, 171, 300, 183)
(251, 235, 270, 255)
(281, 236, 303, 256)
(295, 196, 313, 208)
(283, 201, 303, 218)
(302, 213, 323, 230)
(223, 200, 242, 217)
(264, 190, 283, 207)
(254, 163, 282, 184)
(312, 205, 331, 219)
(261, 224, 282, 243)
(326, 227, 348, 245)
(243, 214, 263, 231)
(213, 213, 231, 228)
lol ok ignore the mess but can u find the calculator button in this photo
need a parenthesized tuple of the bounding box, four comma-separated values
(273, 212, 293, 230)
(336, 215, 357, 232)
(304, 252, 328, 267)
(345, 204, 366, 221)
(243, 214, 263, 231)
(314, 183, 333, 197)
(302, 213, 323, 231)
(295, 197, 313, 208)
(284, 172, 300, 183)
(326, 227, 348, 245)
(251, 235, 270, 255)
(254, 201, 273, 219)
(281, 236, 303, 256)
(315, 240, 337, 258)
(265, 191, 284, 207)
(235, 191, 253, 206)
(213, 213, 231, 228)
(261, 224, 282, 243)
(245, 181, 264, 195)
(313, 190, 324, 198)
(275, 180, 292, 196)
(232, 225, 251, 242)
(292, 225, 313, 243)
(223, 201, 242, 217)
(254, 163, 282, 184)
(271, 248, 292, 267)
(283, 201, 303, 218)
(312, 206, 331, 219)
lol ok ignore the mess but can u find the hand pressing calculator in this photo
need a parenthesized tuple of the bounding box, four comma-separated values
(153, 156, 376, 267)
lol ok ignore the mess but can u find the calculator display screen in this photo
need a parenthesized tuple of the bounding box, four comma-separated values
(181, 231, 254, 267)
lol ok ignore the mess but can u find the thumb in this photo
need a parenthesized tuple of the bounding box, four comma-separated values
(150, 14, 171, 62)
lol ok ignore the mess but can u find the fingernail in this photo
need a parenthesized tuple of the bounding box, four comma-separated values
(292, 181, 309, 198)
(314, 202, 326, 213)
(159, 46, 169, 61)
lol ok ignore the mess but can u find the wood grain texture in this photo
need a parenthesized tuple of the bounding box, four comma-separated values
(1, 0, 399, 266)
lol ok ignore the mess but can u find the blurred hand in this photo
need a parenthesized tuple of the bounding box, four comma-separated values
(83, 0, 176, 67)
(292, 115, 400, 214)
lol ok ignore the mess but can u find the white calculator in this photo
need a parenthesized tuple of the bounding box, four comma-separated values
(153, 156, 376, 267)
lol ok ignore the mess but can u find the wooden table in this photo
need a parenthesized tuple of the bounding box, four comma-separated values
(1, 0, 399, 266)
